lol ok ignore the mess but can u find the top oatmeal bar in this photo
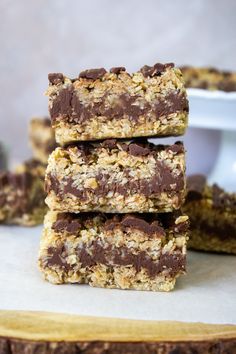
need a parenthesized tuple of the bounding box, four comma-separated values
(46, 63, 188, 144)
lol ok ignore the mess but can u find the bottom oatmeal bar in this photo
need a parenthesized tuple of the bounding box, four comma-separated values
(0, 159, 47, 226)
(39, 211, 189, 291)
(184, 175, 236, 254)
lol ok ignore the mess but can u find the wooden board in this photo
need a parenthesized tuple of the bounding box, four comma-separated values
(1, 310, 236, 353)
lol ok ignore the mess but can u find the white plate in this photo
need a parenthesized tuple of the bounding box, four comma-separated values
(0, 226, 236, 325)
(187, 88, 236, 131)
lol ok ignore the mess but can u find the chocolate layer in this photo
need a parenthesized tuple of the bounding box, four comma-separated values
(48, 161, 184, 201)
(46, 242, 186, 278)
(49, 88, 188, 124)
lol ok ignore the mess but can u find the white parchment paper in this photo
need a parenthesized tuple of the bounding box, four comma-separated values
(0, 225, 236, 324)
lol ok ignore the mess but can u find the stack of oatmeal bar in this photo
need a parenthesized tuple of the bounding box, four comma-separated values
(39, 63, 189, 291)
(0, 117, 56, 226)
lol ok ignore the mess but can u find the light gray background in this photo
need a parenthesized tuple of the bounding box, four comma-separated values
(0, 0, 235, 173)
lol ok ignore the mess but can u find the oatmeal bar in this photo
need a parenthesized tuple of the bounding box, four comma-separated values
(46, 63, 188, 144)
(0, 159, 47, 226)
(180, 66, 236, 92)
(39, 210, 188, 291)
(183, 175, 236, 254)
(45, 140, 186, 213)
(29, 117, 57, 164)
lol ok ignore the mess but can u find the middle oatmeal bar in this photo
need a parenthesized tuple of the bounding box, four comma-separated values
(46, 63, 188, 145)
(39, 211, 189, 291)
(45, 139, 186, 213)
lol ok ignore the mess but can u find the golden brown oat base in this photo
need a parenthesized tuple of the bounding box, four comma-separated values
(38, 211, 188, 291)
(0, 160, 47, 226)
(181, 66, 236, 91)
(54, 112, 187, 145)
(47, 65, 188, 144)
(29, 117, 56, 164)
(1, 311, 236, 354)
(45, 142, 186, 213)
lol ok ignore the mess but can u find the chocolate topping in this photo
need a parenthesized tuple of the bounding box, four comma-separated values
(140, 63, 174, 78)
(52, 212, 188, 238)
(121, 216, 165, 236)
(79, 68, 107, 80)
(104, 215, 165, 237)
(128, 143, 150, 157)
(166, 142, 184, 154)
(110, 67, 126, 74)
(65, 139, 184, 158)
(48, 73, 64, 85)
(101, 139, 118, 150)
